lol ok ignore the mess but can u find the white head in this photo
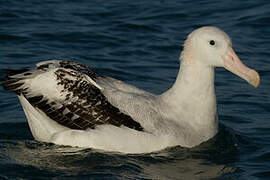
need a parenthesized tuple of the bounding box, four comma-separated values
(180, 26, 260, 87)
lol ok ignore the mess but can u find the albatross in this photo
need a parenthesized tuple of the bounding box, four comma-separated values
(2, 27, 260, 153)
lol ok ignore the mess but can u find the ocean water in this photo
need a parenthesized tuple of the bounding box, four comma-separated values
(0, 0, 269, 179)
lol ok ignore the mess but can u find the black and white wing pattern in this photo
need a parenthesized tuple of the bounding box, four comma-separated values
(2, 60, 144, 131)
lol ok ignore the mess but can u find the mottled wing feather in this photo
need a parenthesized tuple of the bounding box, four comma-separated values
(2, 60, 144, 131)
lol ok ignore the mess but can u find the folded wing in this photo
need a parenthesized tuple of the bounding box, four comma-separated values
(2, 60, 143, 131)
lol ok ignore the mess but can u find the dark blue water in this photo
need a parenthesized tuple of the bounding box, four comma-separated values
(0, 0, 269, 179)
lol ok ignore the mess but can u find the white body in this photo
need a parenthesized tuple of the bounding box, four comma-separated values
(8, 27, 259, 153)
(17, 60, 218, 153)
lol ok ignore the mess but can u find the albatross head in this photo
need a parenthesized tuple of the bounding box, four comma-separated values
(180, 26, 260, 87)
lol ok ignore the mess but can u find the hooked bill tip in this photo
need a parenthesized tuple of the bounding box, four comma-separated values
(248, 70, 260, 88)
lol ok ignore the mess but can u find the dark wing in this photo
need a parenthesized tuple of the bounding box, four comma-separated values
(2, 60, 144, 131)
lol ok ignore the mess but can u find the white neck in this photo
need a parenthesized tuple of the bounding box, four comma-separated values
(158, 59, 218, 144)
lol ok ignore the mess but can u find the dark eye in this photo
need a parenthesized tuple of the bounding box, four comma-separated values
(209, 40, 215, 46)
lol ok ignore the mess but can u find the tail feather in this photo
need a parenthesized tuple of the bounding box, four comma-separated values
(1, 68, 30, 95)
(3, 69, 30, 76)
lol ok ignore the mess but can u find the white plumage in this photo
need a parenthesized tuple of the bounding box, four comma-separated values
(3, 26, 260, 153)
